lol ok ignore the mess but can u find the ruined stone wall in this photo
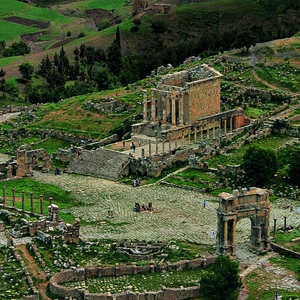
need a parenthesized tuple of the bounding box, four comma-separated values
(128, 147, 198, 178)
(274, 127, 300, 138)
(188, 78, 221, 123)
(49, 257, 215, 299)
(10, 246, 40, 299)
(271, 242, 300, 259)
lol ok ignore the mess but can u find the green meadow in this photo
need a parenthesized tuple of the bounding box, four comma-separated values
(0, 20, 41, 41)
(83, 0, 128, 10)
(0, 0, 71, 42)
(0, 55, 23, 68)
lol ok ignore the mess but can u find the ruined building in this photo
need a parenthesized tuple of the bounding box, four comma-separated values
(217, 188, 271, 256)
(132, 64, 249, 141)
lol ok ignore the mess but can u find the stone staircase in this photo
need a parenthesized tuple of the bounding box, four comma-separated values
(263, 116, 276, 128)
(67, 148, 131, 181)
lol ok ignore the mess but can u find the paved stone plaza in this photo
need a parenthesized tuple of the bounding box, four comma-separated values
(33, 172, 300, 248)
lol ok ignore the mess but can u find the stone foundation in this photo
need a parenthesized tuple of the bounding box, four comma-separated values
(49, 257, 216, 299)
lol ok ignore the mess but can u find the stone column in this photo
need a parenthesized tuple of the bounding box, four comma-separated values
(219, 119, 222, 137)
(12, 188, 15, 207)
(166, 94, 171, 122)
(230, 117, 233, 132)
(232, 218, 237, 256)
(30, 192, 34, 213)
(224, 220, 228, 247)
(40, 195, 43, 215)
(2, 186, 6, 207)
(200, 126, 203, 141)
(194, 127, 197, 142)
(143, 90, 147, 121)
(162, 140, 165, 153)
(174, 140, 177, 149)
(188, 129, 191, 145)
(224, 119, 227, 135)
(151, 90, 156, 121)
(181, 130, 185, 147)
(179, 96, 184, 125)
(22, 190, 25, 211)
(6, 165, 12, 179)
(171, 96, 176, 125)
(148, 140, 152, 157)
(213, 120, 216, 139)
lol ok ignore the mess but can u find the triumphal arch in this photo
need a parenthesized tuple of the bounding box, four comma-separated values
(217, 187, 271, 256)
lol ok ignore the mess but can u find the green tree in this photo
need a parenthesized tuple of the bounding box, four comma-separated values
(0, 68, 6, 78)
(200, 255, 242, 300)
(233, 30, 257, 53)
(287, 146, 300, 186)
(107, 27, 122, 76)
(38, 55, 52, 77)
(242, 145, 277, 187)
(18, 61, 34, 81)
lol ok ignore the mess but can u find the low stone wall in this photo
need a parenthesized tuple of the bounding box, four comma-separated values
(49, 257, 216, 299)
(129, 146, 203, 178)
(270, 242, 300, 259)
(10, 246, 39, 299)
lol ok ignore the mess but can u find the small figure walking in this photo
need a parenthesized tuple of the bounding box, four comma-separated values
(210, 230, 215, 239)
(203, 200, 206, 208)
(132, 142, 136, 153)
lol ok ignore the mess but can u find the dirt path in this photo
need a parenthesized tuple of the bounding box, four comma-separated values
(252, 69, 280, 91)
(16, 244, 50, 300)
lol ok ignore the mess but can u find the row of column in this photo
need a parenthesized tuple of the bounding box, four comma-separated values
(138, 116, 236, 157)
(143, 90, 184, 126)
(2, 187, 52, 215)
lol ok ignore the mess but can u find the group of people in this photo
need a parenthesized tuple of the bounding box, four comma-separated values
(54, 167, 62, 175)
(134, 202, 152, 212)
(132, 178, 141, 187)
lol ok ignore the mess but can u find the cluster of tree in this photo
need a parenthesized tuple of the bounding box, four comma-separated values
(199, 255, 242, 300)
(0, 41, 30, 58)
(0, 68, 19, 96)
(242, 145, 300, 187)
(9, 13, 298, 103)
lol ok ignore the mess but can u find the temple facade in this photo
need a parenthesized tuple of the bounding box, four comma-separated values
(132, 64, 250, 141)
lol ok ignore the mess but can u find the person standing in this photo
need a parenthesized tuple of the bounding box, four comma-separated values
(210, 230, 215, 239)
(203, 200, 206, 208)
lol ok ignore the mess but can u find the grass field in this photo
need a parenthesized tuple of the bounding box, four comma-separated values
(0, 177, 79, 222)
(0, 56, 24, 68)
(0, 0, 71, 42)
(84, 0, 128, 10)
(0, 19, 41, 42)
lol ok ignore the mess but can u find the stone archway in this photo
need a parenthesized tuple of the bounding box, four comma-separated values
(216, 187, 271, 256)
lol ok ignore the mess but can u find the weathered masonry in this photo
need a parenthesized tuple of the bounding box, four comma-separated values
(132, 64, 250, 140)
(144, 64, 222, 126)
(217, 188, 271, 256)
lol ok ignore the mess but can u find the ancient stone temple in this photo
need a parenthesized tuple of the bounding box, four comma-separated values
(147, 64, 222, 125)
(132, 64, 249, 140)
(216, 188, 271, 256)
